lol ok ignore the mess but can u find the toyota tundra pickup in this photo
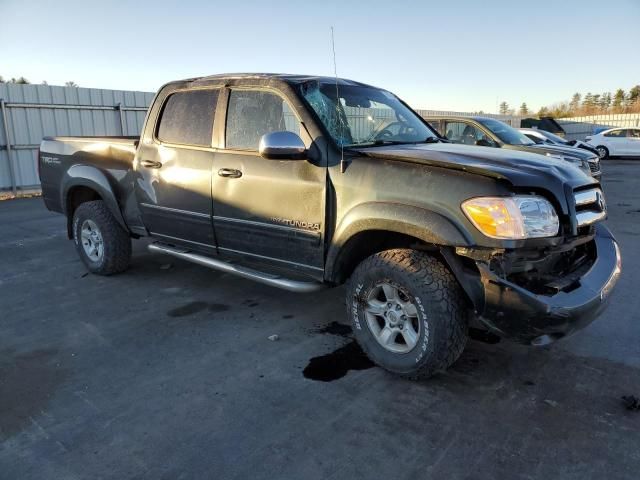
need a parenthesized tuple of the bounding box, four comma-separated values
(38, 73, 622, 379)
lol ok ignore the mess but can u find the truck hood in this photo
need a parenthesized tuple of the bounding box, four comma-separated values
(354, 142, 597, 197)
(521, 143, 596, 160)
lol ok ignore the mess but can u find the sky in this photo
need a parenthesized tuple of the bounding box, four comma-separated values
(1, 0, 639, 113)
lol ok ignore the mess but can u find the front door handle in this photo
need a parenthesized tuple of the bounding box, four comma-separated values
(141, 159, 163, 169)
(218, 168, 242, 178)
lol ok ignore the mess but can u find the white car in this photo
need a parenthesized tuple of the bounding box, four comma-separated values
(585, 128, 640, 159)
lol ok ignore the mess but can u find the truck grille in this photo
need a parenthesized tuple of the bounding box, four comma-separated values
(574, 187, 606, 227)
(588, 157, 601, 175)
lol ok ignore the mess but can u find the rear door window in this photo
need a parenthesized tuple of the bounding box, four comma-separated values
(157, 89, 219, 146)
(225, 90, 301, 150)
(604, 129, 626, 138)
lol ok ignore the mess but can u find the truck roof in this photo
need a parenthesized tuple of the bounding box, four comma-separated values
(181, 73, 375, 88)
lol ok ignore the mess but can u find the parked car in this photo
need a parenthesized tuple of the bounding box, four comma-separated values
(585, 128, 640, 159)
(426, 116, 601, 179)
(38, 73, 620, 379)
(519, 128, 600, 156)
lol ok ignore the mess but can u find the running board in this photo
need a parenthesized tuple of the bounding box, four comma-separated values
(148, 243, 326, 293)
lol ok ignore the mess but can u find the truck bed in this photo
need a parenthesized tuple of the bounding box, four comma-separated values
(39, 136, 138, 213)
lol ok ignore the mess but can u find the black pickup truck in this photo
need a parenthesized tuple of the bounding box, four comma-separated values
(39, 73, 621, 379)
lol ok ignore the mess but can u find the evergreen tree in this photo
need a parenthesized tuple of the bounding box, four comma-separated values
(519, 103, 529, 115)
(629, 85, 640, 106)
(582, 92, 594, 109)
(569, 93, 581, 111)
(601, 92, 612, 110)
(613, 89, 626, 108)
(499, 101, 509, 115)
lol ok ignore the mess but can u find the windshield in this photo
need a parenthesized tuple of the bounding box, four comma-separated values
(298, 82, 437, 147)
(538, 130, 569, 145)
(478, 118, 535, 146)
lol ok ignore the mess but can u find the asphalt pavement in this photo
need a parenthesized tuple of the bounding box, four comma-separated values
(1, 160, 639, 480)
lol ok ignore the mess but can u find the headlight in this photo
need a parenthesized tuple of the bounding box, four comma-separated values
(461, 196, 559, 239)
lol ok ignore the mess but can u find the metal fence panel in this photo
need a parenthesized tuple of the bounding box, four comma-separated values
(557, 114, 640, 141)
(0, 83, 154, 193)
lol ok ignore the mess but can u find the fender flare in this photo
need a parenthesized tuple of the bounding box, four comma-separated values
(61, 164, 129, 233)
(325, 202, 473, 282)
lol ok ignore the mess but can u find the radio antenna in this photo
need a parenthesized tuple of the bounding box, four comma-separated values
(331, 26, 346, 173)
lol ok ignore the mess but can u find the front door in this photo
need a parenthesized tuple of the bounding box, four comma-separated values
(134, 88, 220, 252)
(211, 88, 326, 277)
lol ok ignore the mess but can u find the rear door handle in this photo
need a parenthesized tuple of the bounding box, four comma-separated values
(141, 160, 163, 169)
(218, 168, 242, 178)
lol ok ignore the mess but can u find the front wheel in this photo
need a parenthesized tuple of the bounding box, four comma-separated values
(73, 200, 131, 275)
(347, 249, 469, 379)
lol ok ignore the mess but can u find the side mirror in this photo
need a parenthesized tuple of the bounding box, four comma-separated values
(259, 131, 307, 160)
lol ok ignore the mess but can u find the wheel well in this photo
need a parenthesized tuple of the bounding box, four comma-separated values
(331, 230, 438, 284)
(65, 186, 102, 238)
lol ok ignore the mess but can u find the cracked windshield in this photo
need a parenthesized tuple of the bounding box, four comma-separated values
(300, 82, 437, 147)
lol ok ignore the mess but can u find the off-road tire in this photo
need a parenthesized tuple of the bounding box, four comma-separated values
(73, 200, 131, 275)
(347, 249, 468, 379)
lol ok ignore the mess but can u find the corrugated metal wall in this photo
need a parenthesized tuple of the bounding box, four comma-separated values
(0, 84, 154, 193)
(557, 114, 640, 141)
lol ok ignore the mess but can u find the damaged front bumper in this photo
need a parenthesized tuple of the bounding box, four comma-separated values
(476, 224, 621, 345)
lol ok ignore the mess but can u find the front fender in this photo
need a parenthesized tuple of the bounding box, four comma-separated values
(325, 202, 473, 281)
(61, 164, 129, 232)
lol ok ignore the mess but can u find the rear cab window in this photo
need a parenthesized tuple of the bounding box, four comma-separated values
(156, 89, 219, 146)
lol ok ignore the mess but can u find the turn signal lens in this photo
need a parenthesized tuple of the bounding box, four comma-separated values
(461, 196, 559, 239)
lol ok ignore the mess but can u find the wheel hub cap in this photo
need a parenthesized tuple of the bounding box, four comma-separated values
(80, 219, 104, 262)
(364, 282, 420, 354)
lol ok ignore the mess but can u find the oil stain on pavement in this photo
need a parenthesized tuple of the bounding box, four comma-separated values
(303, 321, 374, 382)
(0, 348, 68, 440)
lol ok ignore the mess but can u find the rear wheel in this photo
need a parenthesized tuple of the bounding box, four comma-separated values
(596, 145, 609, 159)
(72, 200, 131, 275)
(347, 249, 469, 379)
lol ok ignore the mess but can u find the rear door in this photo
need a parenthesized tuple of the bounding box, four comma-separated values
(211, 87, 326, 277)
(134, 88, 220, 252)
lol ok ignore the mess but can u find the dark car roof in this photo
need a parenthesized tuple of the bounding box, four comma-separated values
(180, 73, 375, 88)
